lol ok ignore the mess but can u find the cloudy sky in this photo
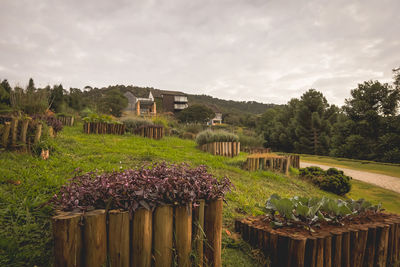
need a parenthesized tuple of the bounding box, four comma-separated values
(0, 0, 399, 105)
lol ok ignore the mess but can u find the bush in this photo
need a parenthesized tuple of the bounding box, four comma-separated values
(183, 123, 205, 134)
(195, 130, 239, 146)
(83, 113, 120, 124)
(238, 133, 264, 148)
(122, 117, 153, 133)
(299, 167, 352, 195)
(31, 114, 63, 133)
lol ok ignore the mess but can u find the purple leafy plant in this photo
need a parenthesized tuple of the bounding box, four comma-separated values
(51, 162, 233, 215)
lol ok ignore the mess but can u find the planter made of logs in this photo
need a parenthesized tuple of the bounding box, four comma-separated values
(83, 122, 125, 135)
(1, 117, 44, 151)
(246, 154, 300, 174)
(242, 147, 272, 154)
(57, 115, 74, 126)
(235, 214, 400, 267)
(52, 199, 223, 267)
(133, 125, 164, 139)
(200, 142, 240, 157)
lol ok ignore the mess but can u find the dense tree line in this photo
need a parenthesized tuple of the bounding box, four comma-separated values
(259, 68, 400, 163)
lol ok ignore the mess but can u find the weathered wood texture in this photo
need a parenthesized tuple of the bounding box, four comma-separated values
(242, 147, 272, 154)
(52, 212, 82, 267)
(235, 215, 400, 267)
(204, 199, 223, 267)
(153, 205, 173, 267)
(133, 125, 164, 139)
(83, 210, 107, 267)
(108, 210, 130, 267)
(200, 142, 240, 157)
(83, 122, 125, 135)
(52, 201, 223, 267)
(175, 204, 192, 267)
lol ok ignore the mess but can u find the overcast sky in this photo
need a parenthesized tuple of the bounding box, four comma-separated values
(0, 0, 399, 105)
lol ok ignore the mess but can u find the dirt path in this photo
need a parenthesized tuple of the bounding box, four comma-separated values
(300, 161, 400, 194)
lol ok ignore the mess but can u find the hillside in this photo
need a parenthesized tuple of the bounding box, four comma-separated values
(1, 124, 399, 266)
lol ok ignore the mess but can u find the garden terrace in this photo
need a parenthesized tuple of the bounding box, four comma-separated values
(200, 141, 240, 157)
(133, 125, 164, 139)
(242, 147, 272, 154)
(56, 114, 74, 126)
(83, 122, 125, 134)
(246, 153, 300, 174)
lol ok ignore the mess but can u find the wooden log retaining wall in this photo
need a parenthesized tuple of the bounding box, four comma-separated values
(246, 154, 301, 174)
(0, 117, 43, 150)
(57, 115, 74, 126)
(52, 199, 223, 267)
(243, 147, 272, 154)
(200, 142, 240, 157)
(83, 122, 125, 135)
(133, 125, 164, 140)
(235, 215, 400, 267)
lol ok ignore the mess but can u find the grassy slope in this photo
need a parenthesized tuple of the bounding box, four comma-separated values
(300, 154, 400, 178)
(0, 125, 399, 266)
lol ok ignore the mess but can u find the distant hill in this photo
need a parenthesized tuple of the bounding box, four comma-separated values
(94, 85, 277, 115)
(187, 94, 277, 115)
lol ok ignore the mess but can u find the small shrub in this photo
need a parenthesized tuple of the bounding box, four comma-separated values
(196, 130, 239, 146)
(182, 132, 196, 140)
(31, 114, 63, 133)
(183, 123, 204, 134)
(299, 167, 352, 195)
(238, 133, 264, 148)
(122, 117, 153, 133)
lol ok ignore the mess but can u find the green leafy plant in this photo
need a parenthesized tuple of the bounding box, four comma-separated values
(122, 117, 153, 132)
(265, 194, 381, 231)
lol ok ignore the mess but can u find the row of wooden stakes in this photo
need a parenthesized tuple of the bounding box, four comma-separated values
(0, 118, 42, 150)
(235, 215, 400, 267)
(242, 147, 272, 154)
(53, 199, 223, 267)
(133, 125, 164, 140)
(83, 122, 125, 135)
(57, 115, 74, 126)
(200, 142, 240, 157)
(246, 155, 293, 175)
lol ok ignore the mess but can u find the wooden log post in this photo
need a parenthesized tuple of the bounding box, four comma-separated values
(349, 228, 360, 267)
(175, 204, 192, 267)
(324, 235, 332, 267)
(83, 210, 107, 267)
(268, 232, 278, 266)
(288, 237, 306, 267)
(10, 117, 18, 147)
(2, 122, 11, 148)
(331, 231, 342, 267)
(132, 208, 152, 267)
(34, 123, 42, 144)
(204, 199, 223, 267)
(20, 119, 30, 150)
(304, 237, 317, 267)
(363, 225, 377, 267)
(193, 200, 205, 267)
(276, 234, 290, 267)
(153, 205, 173, 267)
(374, 224, 389, 267)
(52, 212, 83, 267)
(315, 235, 325, 267)
(108, 210, 130, 267)
(342, 231, 351, 267)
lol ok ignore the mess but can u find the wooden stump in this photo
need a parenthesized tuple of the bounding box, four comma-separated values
(363, 225, 377, 267)
(288, 237, 306, 267)
(108, 210, 130, 267)
(153, 205, 173, 267)
(34, 123, 42, 144)
(175, 204, 192, 267)
(193, 200, 205, 267)
(52, 212, 82, 267)
(331, 231, 342, 267)
(342, 230, 351, 267)
(10, 117, 18, 147)
(304, 237, 317, 267)
(2, 122, 11, 148)
(204, 199, 223, 267)
(132, 208, 152, 267)
(83, 210, 107, 267)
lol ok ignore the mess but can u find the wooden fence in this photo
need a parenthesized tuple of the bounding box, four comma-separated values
(53, 199, 223, 267)
(83, 122, 125, 135)
(0, 117, 43, 151)
(235, 214, 400, 267)
(133, 125, 164, 140)
(57, 115, 74, 126)
(246, 154, 300, 174)
(200, 142, 240, 157)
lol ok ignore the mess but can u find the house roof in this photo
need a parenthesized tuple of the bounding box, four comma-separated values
(151, 89, 186, 98)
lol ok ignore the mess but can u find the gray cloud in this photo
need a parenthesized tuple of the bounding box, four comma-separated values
(0, 0, 399, 105)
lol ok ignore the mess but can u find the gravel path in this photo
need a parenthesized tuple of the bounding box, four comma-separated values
(300, 162, 400, 194)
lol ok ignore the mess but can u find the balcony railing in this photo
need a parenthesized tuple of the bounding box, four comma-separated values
(174, 96, 188, 102)
(174, 104, 188, 110)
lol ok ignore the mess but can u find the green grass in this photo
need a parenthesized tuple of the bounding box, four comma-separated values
(300, 154, 400, 178)
(1, 124, 399, 266)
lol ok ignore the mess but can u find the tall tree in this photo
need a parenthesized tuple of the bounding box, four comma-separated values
(176, 104, 215, 123)
(98, 89, 128, 117)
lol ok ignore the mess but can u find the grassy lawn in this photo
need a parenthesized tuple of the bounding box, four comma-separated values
(300, 154, 400, 178)
(1, 124, 399, 266)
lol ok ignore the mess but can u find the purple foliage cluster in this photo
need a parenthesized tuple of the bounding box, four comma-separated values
(32, 114, 63, 133)
(52, 163, 233, 214)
